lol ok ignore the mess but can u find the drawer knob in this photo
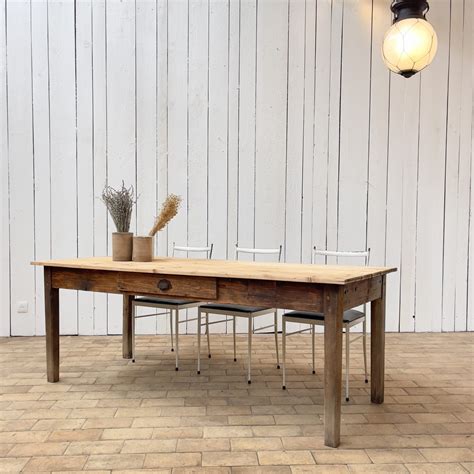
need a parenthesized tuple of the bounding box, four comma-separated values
(158, 279, 171, 291)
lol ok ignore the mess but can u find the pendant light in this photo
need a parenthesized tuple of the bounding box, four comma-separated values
(382, 0, 438, 78)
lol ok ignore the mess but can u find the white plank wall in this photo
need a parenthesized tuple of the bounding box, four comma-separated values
(1, 0, 472, 337)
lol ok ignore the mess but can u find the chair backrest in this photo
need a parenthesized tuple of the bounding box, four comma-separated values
(172, 243, 214, 259)
(235, 244, 283, 262)
(314, 247, 370, 312)
(312, 247, 370, 266)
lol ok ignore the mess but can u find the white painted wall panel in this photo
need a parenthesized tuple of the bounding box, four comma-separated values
(7, 0, 35, 336)
(1, 0, 472, 336)
(0, 0, 9, 337)
(106, 0, 136, 335)
(91, 0, 108, 336)
(76, 0, 95, 336)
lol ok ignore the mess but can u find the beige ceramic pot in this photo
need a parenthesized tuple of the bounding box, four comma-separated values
(132, 236, 154, 262)
(112, 232, 133, 261)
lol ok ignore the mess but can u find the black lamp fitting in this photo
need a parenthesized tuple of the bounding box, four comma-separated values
(390, 0, 430, 23)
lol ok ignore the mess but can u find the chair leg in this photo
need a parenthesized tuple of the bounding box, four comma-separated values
(363, 319, 368, 383)
(197, 308, 202, 374)
(247, 317, 252, 384)
(311, 324, 315, 374)
(169, 310, 174, 352)
(282, 317, 287, 389)
(274, 310, 280, 369)
(206, 313, 211, 358)
(233, 316, 237, 362)
(345, 325, 350, 402)
(174, 309, 179, 371)
(131, 303, 136, 363)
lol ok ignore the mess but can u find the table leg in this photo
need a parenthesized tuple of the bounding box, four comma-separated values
(323, 286, 344, 448)
(371, 275, 386, 404)
(44, 267, 59, 382)
(123, 294, 134, 359)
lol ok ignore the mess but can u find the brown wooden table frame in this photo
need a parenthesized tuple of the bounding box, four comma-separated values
(41, 263, 389, 448)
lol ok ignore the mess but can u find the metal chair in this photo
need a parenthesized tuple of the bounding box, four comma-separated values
(282, 247, 370, 401)
(132, 243, 214, 370)
(197, 245, 283, 384)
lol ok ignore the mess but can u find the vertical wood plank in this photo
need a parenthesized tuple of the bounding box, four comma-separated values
(454, 0, 472, 332)
(76, 0, 95, 335)
(106, 0, 136, 334)
(415, 0, 450, 332)
(0, 0, 9, 337)
(284, 0, 304, 333)
(323, 285, 343, 448)
(254, 0, 288, 334)
(337, 0, 371, 258)
(238, 0, 257, 256)
(155, 0, 169, 335)
(254, 0, 287, 251)
(167, 0, 189, 335)
(31, 0, 50, 337)
(208, 0, 229, 260)
(135, 0, 157, 336)
(326, 0, 343, 255)
(167, 0, 188, 253)
(366, 0, 390, 269)
(284, 0, 304, 265)
(48, 0, 78, 335)
(387, 75, 421, 333)
(7, 0, 35, 336)
(300, 0, 316, 264)
(312, 0, 331, 257)
(156, 0, 168, 261)
(234, 0, 258, 333)
(441, 0, 464, 332)
(92, 0, 108, 335)
(365, 0, 391, 333)
(44, 267, 59, 382)
(187, 0, 209, 334)
(226, 0, 239, 262)
(208, 0, 229, 332)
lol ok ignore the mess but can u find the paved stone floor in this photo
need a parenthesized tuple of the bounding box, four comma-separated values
(0, 332, 472, 473)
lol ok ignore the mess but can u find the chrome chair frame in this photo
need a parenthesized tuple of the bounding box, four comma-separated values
(131, 242, 214, 370)
(197, 244, 283, 384)
(282, 247, 370, 401)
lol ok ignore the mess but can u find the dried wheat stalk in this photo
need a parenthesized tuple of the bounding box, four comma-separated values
(148, 194, 182, 236)
(102, 182, 135, 233)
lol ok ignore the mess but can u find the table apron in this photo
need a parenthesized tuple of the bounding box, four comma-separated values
(49, 267, 383, 313)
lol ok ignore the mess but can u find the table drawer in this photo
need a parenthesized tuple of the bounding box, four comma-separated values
(117, 273, 217, 300)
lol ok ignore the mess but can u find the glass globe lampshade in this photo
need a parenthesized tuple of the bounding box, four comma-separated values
(382, 17, 438, 78)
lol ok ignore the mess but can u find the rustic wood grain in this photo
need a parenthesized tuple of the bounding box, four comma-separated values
(122, 294, 134, 359)
(51, 268, 119, 293)
(117, 272, 217, 299)
(371, 275, 386, 404)
(32, 256, 396, 285)
(323, 285, 344, 448)
(343, 275, 383, 310)
(34, 259, 396, 449)
(44, 267, 59, 382)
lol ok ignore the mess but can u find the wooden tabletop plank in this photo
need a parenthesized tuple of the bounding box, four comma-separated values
(32, 257, 396, 285)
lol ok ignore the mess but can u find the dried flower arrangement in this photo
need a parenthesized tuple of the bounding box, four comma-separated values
(148, 194, 182, 237)
(102, 182, 135, 233)
(131, 193, 182, 262)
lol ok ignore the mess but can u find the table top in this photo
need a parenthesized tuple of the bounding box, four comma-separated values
(32, 256, 396, 285)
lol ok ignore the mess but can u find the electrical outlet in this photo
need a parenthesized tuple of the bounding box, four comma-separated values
(16, 301, 28, 313)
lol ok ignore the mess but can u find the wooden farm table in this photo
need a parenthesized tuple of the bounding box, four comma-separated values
(32, 256, 396, 447)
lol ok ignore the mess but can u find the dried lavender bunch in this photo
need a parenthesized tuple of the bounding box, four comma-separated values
(149, 194, 182, 237)
(102, 182, 135, 233)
